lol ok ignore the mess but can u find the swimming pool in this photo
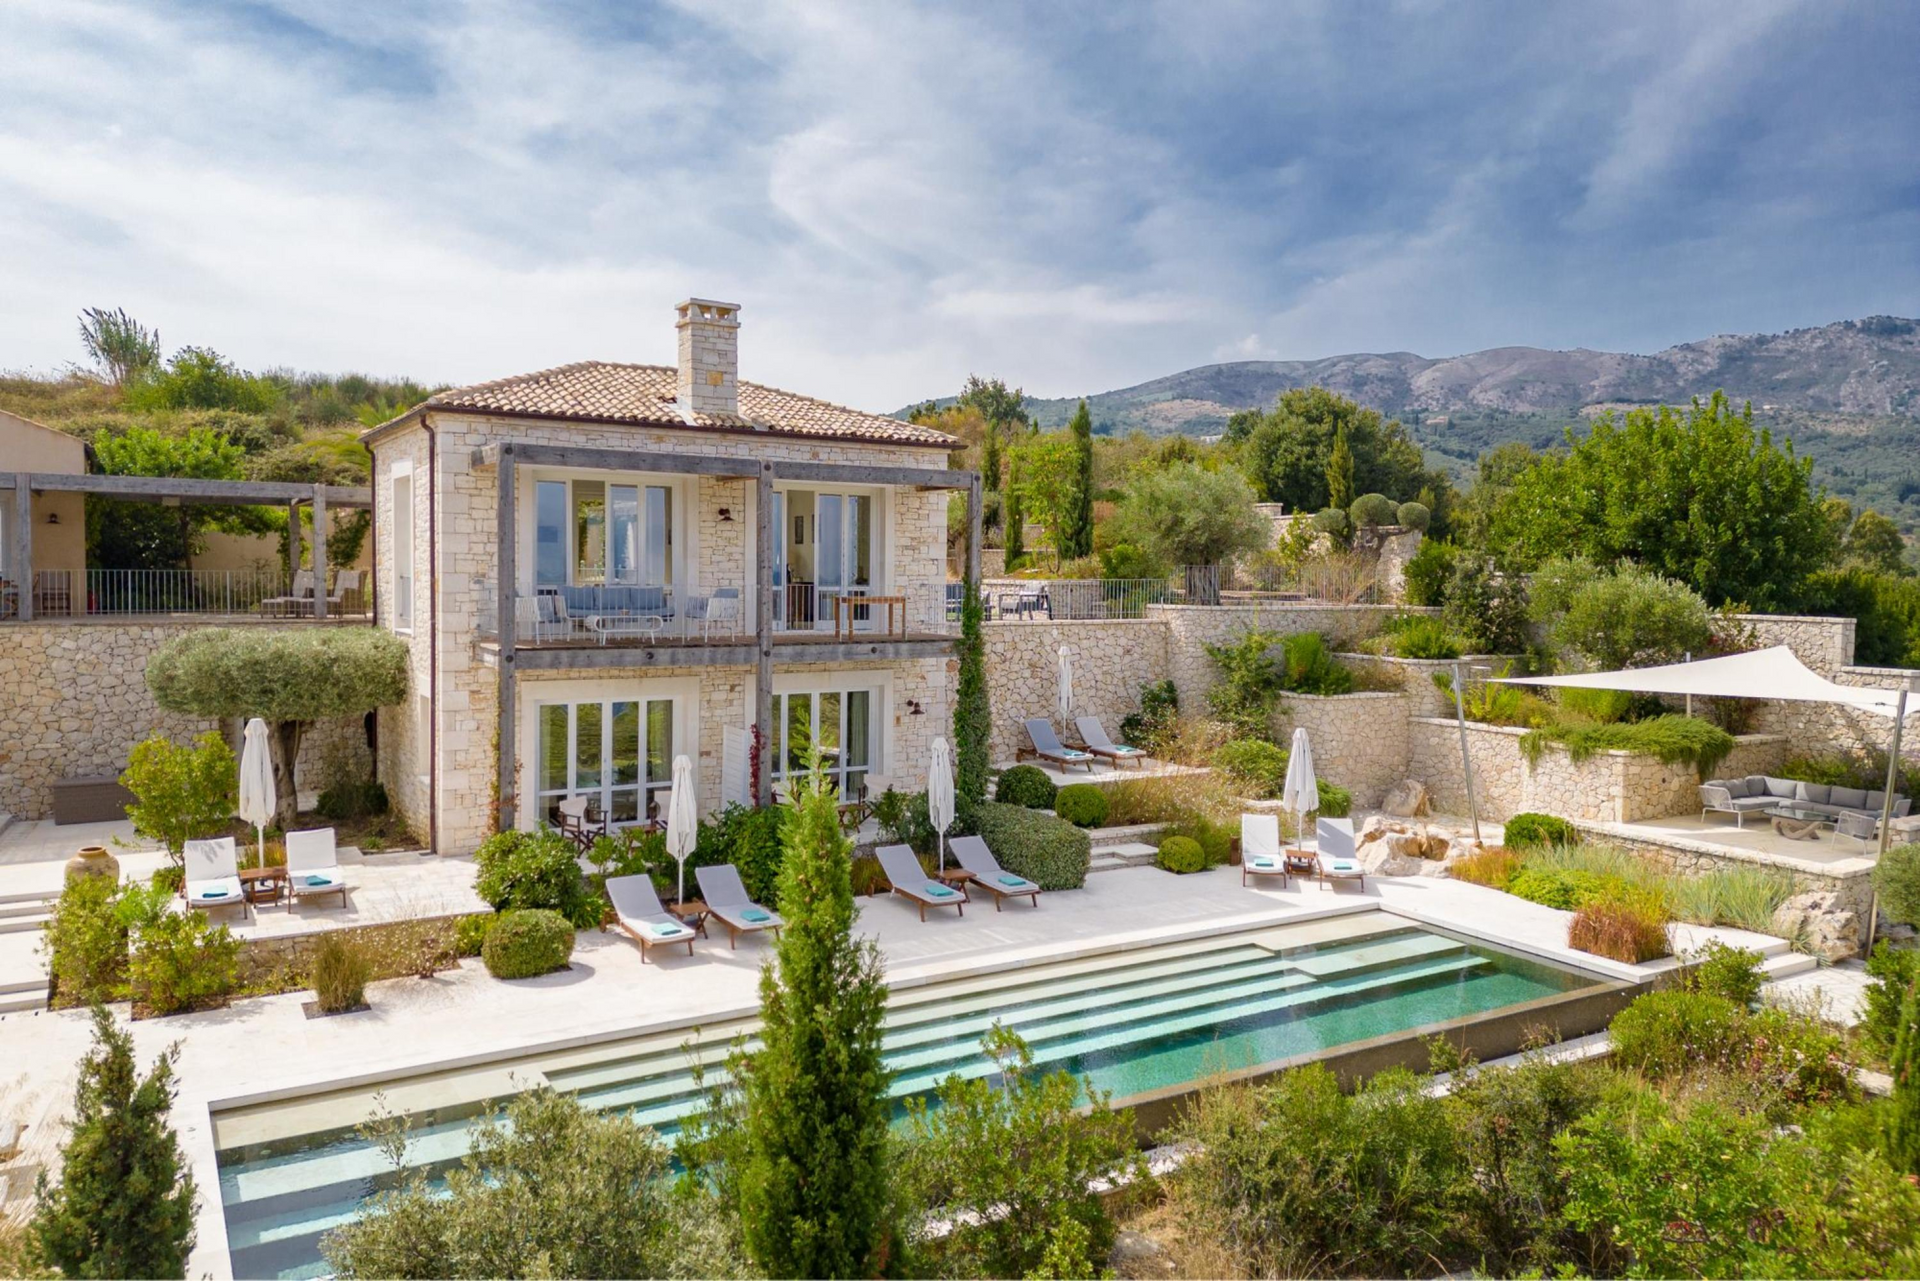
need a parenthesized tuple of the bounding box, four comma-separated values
(213, 913, 1609, 1278)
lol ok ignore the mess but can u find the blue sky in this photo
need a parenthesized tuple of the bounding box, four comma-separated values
(2, 0, 1916, 410)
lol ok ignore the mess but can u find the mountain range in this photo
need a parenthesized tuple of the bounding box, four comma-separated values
(908, 316, 1920, 529)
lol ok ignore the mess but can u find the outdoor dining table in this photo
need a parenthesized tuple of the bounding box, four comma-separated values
(832, 593, 907, 639)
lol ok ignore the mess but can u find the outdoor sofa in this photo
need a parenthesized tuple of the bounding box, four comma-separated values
(1699, 775, 1911, 828)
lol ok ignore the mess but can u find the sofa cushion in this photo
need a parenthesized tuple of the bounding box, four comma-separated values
(1765, 777, 1799, 799)
(1744, 775, 1772, 796)
(1898, 798, 1914, 818)
(1832, 786, 1868, 810)
(1722, 778, 1750, 798)
(1795, 781, 1831, 805)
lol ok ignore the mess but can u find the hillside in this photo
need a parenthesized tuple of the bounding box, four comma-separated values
(909, 315, 1920, 528)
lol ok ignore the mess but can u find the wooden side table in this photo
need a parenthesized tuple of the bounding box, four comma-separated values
(934, 867, 977, 900)
(239, 866, 287, 906)
(670, 900, 710, 939)
(833, 594, 907, 639)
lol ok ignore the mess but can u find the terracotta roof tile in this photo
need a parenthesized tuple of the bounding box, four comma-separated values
(404, 361, 957, 449)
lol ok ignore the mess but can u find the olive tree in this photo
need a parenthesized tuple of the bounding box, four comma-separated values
(1113, 461, 1270, 574)
(147, 628, 408, 827)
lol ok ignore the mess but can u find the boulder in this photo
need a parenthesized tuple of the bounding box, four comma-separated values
(1358, 814, 1397, 844)
(1382, 779, 1431, 818)
(1771, 890, 1861, 963)
(1360, 832, 1429, 877)
(1109, 1230, 1177, 1279)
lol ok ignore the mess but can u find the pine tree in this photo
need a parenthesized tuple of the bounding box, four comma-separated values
(1886, 981, 1920, 1173)
(1326, 428, 1355, 513)
(738, 767, 892, 1277)
(1003, 451, 1026, 567)
(954, 582, 991, 805)
(35, 1006, 197, 1280)
(1061, 399, 1095, 559)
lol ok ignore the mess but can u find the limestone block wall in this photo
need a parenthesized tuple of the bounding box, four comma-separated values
(0, 620, 378, 820)
(1276, 691, 1409, 806)
(1147, 602, 1408, 717)
(373, 423, 435, 844)
(1584, 825, 1876, 928)
(1407, 718, 1788, 822)
(1743, 613, 1855, 675)
(1337, 652, 1523, 719)
(982, 619, 1167, 762)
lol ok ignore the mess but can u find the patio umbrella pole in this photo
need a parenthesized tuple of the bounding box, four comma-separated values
(1452, 661, 1482, 844)
(1866, 683, 1911, 956)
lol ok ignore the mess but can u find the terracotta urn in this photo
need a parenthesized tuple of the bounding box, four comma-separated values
(65, 844, 120, 887)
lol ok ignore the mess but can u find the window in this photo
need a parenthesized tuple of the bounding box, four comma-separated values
(534, 478, 673, 588)
(772, 686, 876, 800)
(392, 472, 414, 628)
(536, 694, 678, 828)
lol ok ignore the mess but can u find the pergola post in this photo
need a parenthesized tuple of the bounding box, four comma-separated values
(311, 484, 329, 619)
(496, 448, 518, 832)
(13, 474, 31, 622)
(287, 501, 303, 578)
(966, 472, 982, 587)
(755, 461, 775, 806)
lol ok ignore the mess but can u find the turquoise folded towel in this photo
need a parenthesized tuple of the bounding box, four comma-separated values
(998, 874, 1026, 887)
(201, 888, 228, 898)
(925, 883, 958, 898)
(650, 922, 688, 938)
(305, 875, 332, 887)
(742, 908, 770, 922)
(1252, 859, 1278, 869)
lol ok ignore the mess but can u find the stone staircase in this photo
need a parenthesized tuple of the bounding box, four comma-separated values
(1088, 838, 1160, 875)
(0, 887, 54, 1015)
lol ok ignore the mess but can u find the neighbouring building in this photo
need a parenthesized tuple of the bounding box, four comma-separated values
(362, 299, 978, 855)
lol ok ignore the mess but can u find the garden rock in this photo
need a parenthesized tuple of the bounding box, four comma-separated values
(1109, 1229, 1176, 1279)
(1772, 890, 1860, 962)
(1382, 779, 1430, 817)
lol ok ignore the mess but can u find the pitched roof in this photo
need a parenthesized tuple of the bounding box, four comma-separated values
(375, 361, 957, 449)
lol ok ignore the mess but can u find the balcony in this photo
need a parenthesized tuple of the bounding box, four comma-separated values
(477, 581, 957, 668)
(0, 569, 369, 622)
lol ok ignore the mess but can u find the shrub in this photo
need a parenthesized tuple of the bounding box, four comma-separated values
(482, 909, 575, 979)
(44, 874, 130, 1006)
(1274, 630, 1354, 696)
(1118, 680, 1179, 755)
(994, 764, 1057, 810)
(310, 932, 372, 1012)
(1864, 942, 1920, 1060)
(1554, 685, 1633, 724)
(1204, 628, 1290, 736)
(1535, 558, 1714, 670)
(1311, 506, 1350, 538)
(1162, 816, 1234, 866)
(1507, 865, 1609, 911)
(969, 803, 1090, 890)
(1213, 738, 1288, 797)
(1401, 539, 1458, 608)
(130, 909, 241, 1016)
(1885, 984, 1920, 1174)
(1349, 492, 1399, 528)
(1503, 812, 1579, 849)
(31, 1007, 195, 1280)
(1156, 835, 1207, 874)
(1610, 989, 1852, 1107)
(895, 1028, 1144, 1279)
(1394, 500, 1430, 531)
(1568, 893, 1671, 963)
(1875, 843, 1920, 928)
(1779, 750, 1915, 799)
(1379, 613, 1461, 659)
(1053, 783, 1109, 828)
(1432, 661, 1557, 728)
(474, 830, 599, 928)
(1520, 714, 1736, 779)
(315, 779, 388, 821)
(453, 913, 493, 958)
(848, 856, 888, 897)
(1451, 845, 1522, 890)
(1686, 939, 1766, 1007)
(1610, 988, 1747, 1078)
(120, 731, 237, 864)
(706, 802, 786, 904)
(871, 788, 950, 857)
(1316, 779, 1353, 817)
(1444, 552, 1531, 654)
(1669, 866, 1796, 933)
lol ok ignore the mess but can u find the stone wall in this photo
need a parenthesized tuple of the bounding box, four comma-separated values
(1581, 822, 1876, 937)
(983, 619, 1167, 762)
(1147, 602, 1407, 715)
(1276, 691, 1409, 807)
(0, 620, 376, 820)
(1337, 652, 1523, 719)
(1407, 718, 1788, 822)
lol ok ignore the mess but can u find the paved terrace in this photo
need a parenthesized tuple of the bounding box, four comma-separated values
(0, 858, 1805, 1280)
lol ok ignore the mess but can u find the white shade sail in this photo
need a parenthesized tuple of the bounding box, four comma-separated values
(1495, 646, 1910, 716)
(665, 754, 697, 903)
(1057, 646, 1073, 723)
(928, 736, 955, 871)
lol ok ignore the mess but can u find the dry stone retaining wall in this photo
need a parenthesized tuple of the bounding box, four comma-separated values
(983, 619, 1166, 763)
(1147, 602, 1407, 716)
(1276, 691, 1409, 807)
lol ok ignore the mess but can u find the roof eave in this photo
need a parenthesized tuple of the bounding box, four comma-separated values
(370, 402, 962, 450)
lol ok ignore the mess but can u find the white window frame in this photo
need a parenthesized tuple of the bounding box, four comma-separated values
(765, 668, 892, 799)
(526, 470, 688, 593)
(391, 464, 414, 632)
(518, 675, 699, 830)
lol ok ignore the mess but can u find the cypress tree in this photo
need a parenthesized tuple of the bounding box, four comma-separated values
(1003, 451, 1026, 567)
(1061, 398, 1095, 559)
(1326, 428, 1355, 513)
(1886, 981, 1920, 1173)
(954, 582, 991, 804)
(980, 420, 1002, 495)
(35, 1006, 197, 1280)
(738, 767, 892, 1277)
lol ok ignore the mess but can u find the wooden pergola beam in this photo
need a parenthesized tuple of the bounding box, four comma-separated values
(0, 473, 372, 508)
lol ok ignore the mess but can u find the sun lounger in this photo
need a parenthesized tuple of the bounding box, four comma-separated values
(1023, 719, 1096, 773)
(184, 837, 248, 919)
(605, 874, 698, 962)
(949, 836, 1041, 910)
(1314, 817, 1366, 890)
(695, 863, 785, 948)
(877, 844, 966, 920)
(1240, 813, 1289, 888)
(284, 827, 348, 907)
(1074, 717, 1148, 768)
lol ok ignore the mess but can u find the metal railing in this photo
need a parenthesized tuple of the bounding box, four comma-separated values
(963, 560, 1380, 620)
(485, 581, 957, 646)
(0, 568, 367, 619)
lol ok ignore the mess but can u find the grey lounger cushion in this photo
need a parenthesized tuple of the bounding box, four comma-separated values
(949, 836, 1039, 895)
(695, 863, 784, 933)
(605, 875, 696, 942)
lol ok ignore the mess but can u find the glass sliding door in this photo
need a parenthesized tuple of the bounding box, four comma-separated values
(535, 695, 677, 828)
(531, 478, 675, 591)
(790, 489, 876, 631)
(771, 687, 876, 799)
(534, 481, 568, 587)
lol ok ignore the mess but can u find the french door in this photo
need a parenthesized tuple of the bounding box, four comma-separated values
(772, 688, 874, 799)
(775, 488, 875, 631)
(536, 695, 675, 827)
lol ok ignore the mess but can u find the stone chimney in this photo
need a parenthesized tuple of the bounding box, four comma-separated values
(675, 298, 741, 419)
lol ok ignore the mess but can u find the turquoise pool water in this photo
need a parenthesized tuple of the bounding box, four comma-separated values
(214, 916, 1603, 1278)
